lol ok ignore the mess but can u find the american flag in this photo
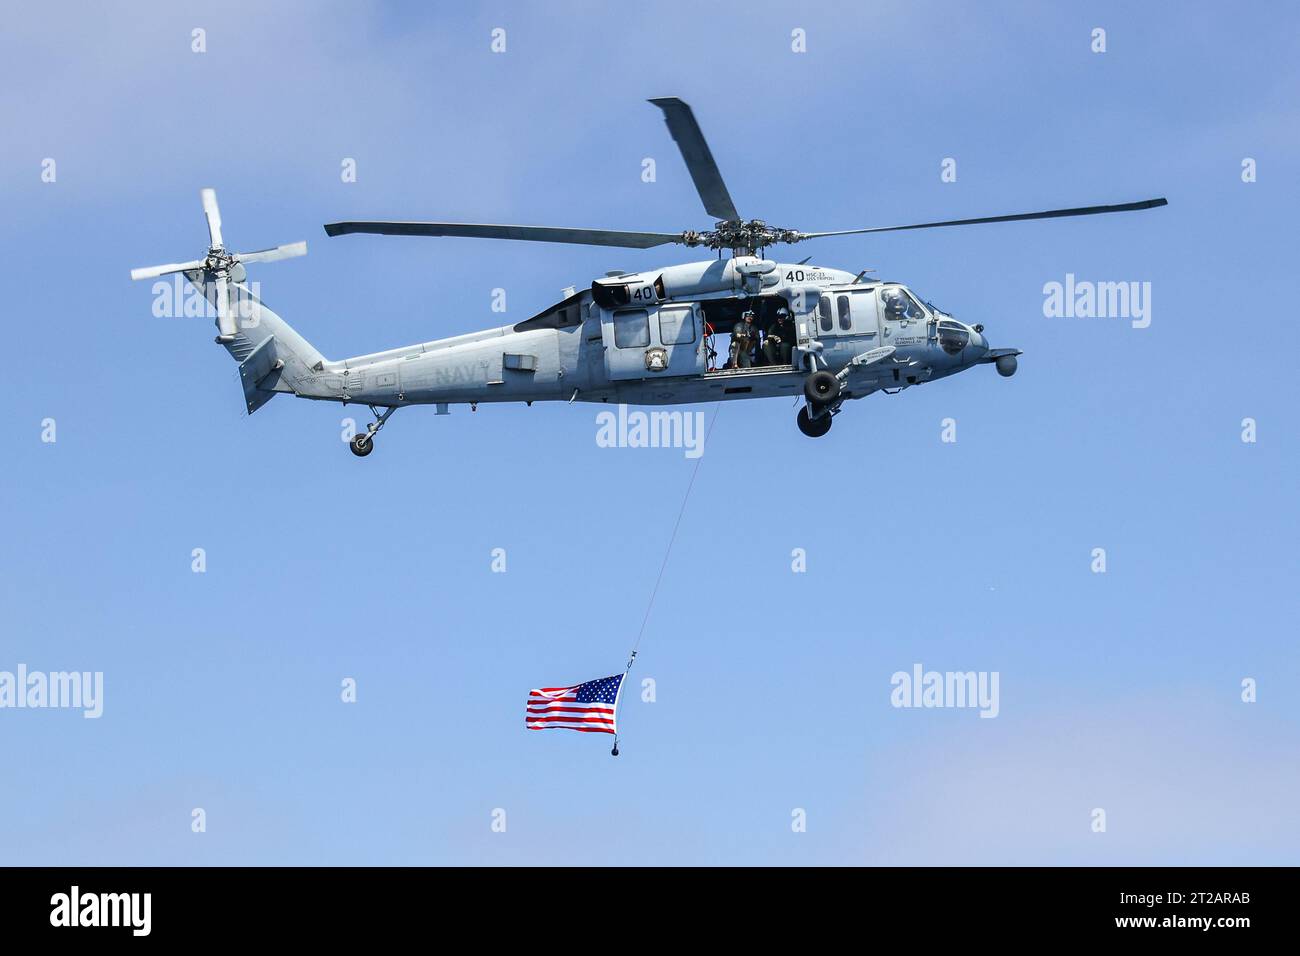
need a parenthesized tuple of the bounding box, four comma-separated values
(526, 673, 624, 734)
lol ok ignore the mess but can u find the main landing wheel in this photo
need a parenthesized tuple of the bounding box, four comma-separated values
(804, 370, 840, 406)
(797, 406, 833, 438)
(350, 433, 374, 457)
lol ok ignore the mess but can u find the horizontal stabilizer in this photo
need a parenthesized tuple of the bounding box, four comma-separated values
(239, 335, 283, 414)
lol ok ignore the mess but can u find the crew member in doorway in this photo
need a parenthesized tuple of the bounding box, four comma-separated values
(763, 307, 795, 366)
(728, 310, 757, 368)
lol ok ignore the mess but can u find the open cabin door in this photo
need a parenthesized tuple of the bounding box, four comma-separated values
(600, 304, 705, 381)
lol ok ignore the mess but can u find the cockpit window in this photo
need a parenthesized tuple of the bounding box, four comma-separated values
(818, 295, 833, 333)
(836, 295, 852, 331)
(880, 287, 927, 322)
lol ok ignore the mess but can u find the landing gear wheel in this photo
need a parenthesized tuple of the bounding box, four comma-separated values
(797, 406, 833, 438)
(804, 370, 841, 406)
(348, 405, 398, 457)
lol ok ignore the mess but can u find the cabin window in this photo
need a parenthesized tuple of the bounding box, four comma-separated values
(658, 307, 696, 345)
(837, 295, 852, 331)
(818, 295, 833, 333)
(613, 309, 650, 348)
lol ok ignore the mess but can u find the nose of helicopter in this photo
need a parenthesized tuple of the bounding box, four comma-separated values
(968, 325, 989, 354)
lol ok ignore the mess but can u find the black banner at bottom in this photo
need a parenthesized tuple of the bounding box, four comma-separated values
(0, 866, 1281, 940)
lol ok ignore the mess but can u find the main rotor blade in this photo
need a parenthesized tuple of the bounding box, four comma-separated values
(130, 258, 207, 280)
(323, 221, 682, 249)
(648, 97, 740, 221)
(237, 241, 307, 264)
(799, 198, 1168, 240)
(200, 188, 223, 248)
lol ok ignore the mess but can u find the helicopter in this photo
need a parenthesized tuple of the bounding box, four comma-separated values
(131, 97, 1165, 454)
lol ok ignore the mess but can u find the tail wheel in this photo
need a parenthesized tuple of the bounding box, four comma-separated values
(797, 406, 833, 438)
(350, 434, 374, 457)
(804, 370, 840, 406)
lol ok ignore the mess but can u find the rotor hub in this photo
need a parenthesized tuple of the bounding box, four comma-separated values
(205, 249, 234, 272)
(679, 219, 805, 254)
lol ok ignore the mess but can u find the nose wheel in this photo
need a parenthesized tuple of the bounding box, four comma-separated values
(797, 405, 833, 438)
(349, 405, 396, 457)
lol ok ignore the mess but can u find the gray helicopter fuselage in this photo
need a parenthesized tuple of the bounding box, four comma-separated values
(266, 256, 997, 412)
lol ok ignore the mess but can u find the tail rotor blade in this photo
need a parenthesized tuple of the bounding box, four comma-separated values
(236, 241, 307, 265)
(214, 273, 236, 340)
(130, 258, 207, 281)
(201, 188, 224, 248)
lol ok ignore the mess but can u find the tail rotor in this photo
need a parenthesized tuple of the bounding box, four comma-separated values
(131, 188, 306, 343)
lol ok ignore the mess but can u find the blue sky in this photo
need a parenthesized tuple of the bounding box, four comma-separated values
(2, 0, 1297, 865)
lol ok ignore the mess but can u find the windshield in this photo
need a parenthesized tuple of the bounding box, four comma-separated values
(923, 297, 951, 317)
